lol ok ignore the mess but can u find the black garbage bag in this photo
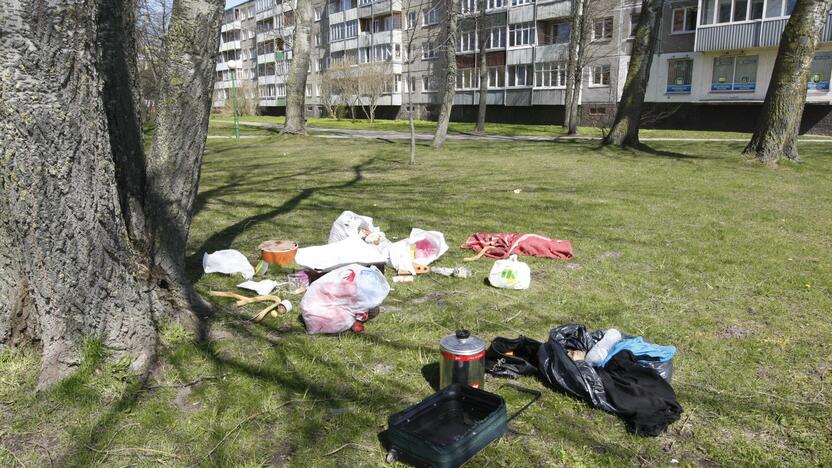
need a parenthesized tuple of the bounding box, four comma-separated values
(484, 336, 542, 378)
(536, 324, 618, 413)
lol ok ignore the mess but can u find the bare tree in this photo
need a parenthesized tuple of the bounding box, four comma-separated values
(563, 0, 586, 134)
(284, 0, 314, 134)
(320, 69, 340, 118)
(603, 0, 665, 146)
(744, 0, 832, 163)
(137, 0, 173, 117)
(359, 62, 393, 122)
(1, 0, 223, 388)
(402, 0, 430, 163)
(432, 0, 459, 149)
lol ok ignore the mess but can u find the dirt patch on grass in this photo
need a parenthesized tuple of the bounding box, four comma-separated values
(717, 325, 752, 339)
(597, 251, 623, 260)
(408, 291, 448, 305)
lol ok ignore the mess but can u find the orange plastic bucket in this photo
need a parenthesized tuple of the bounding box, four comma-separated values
(258, 240, 298, 266)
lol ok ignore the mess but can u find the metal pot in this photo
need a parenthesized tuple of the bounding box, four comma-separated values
(439, 330, 486, 390)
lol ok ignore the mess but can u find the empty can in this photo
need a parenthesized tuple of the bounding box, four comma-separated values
(439, 330, 486, 389)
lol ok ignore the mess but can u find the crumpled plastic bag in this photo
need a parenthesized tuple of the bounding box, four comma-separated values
(301, 264, 390, 334)
(203, 250, 254, 279)
(237, 279, 279, 296)
(328, 210, 386, 245)
(388, 228, 449, 275)
(295, 236, 389, 271)
(488, 255, 531, 290)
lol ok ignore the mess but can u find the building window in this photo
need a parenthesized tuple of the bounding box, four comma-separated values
(545, 21, 571, 44)
(306, 85, 313, 97)
(591, 64, 611, 86)
(422, 43, 438, 59)
(702, 0, 763, 24)
(345, 20, 358, 38)
(535, 62, 566, 87)
(629, 14, 639, 37)
(589, 106, 606, 115)
(592, 17, 613, 41)
(423, 76, 438, 92)
(711, 55, 758, 91)
(488, 0, 506, 9)
(666, 58, 693, 93)
(485, 26, 506, 48)
(407, 11, 418, 29)
(460, 0, 478, 14)
(507, 64, 533, 87)
(512, 0, 533, 5)
(459, 30, 477, 52)
(764, 0, 794, 18)
(314, 7, 322, 21)
(456, 68, 480, 89)
(509, 22, 535, 47)
(672, 7, 697, 33)
(423, 8, 438, 26)
(487, 65, 505, 87)
(808, 53, 832, 91)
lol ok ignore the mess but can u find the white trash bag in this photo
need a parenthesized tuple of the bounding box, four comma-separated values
(295, 236, 389, 271)
(301, 264, 391, 334)
(388, 228, 449, 275)
(328, 210, 386, 245)
(203, 250, 255, 279)
(488, 255, 531, 290)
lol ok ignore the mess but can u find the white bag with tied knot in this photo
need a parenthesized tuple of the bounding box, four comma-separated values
(488, 255, 531, 290)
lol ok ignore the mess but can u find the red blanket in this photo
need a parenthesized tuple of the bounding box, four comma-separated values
(461, 232, 573, 260)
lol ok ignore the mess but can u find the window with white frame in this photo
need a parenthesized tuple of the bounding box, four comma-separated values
(509, 22, 535, 46)
(407, 11, 418, 29)
(629, 14, 639, 37)
(276, 83, 287, 97)
(591, 64, 611, 86)
(711, 55, 757, 91)
(808, 53, 832, 91)
(345, 20, 358, 38)
(373, 44, 392, 61)
(460, 0, 478, 14)
(535, 62, 566, 87)
(423, 75, 438, 92)
(512, 0, 533, 5)
(488, 0, 506, 8)
(702, 0, 763, 24)
(487, 65, 505, 87)
(672, 7, 697, 33)
(459, 30, 478, 52)
(423, 8, 438, 26)
(358, 46, 371, 63)
(764, 0, 793, 18)
(306, 84, 313, 97)
(666, 58, 693, 93)
(422, 43, 438, 59)
(330, 23, 344, 41)
(508, 64, 533, 87)
(592, 17, 613, 40)
(404, 76, 416, 92)
(456, 68, 480, 89)
(314, 7, 322, 21)
(544, 21, 570, 44)
(485, 26, 506, 48)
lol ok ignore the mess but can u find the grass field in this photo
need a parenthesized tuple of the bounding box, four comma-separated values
(2, 134, 831, 466)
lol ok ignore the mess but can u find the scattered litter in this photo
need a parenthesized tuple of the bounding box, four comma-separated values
(203, 250, 255, 279)
(392, 275, 414, 283)
(295, 236, 388, 271)
(431, 266, 472, 278)
(513, 188, 522, 194)
(329, 210, 387, 245)
(237, 279, 281, 296)
(259, 240, 298, 266)
(300, 264, 390, 334)
(255, 260, 269, 276)
(209, 290, 288, 321)
(462, 232, 573, 260)
(585, 328, 623, 366)
(488, 255, 531, 290)
(439, 330, 486, 389)
(287, 272, 310, 293)
(388, 228, 449, 275)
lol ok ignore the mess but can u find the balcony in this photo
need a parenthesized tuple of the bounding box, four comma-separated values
(358, 0, 397, 18)
(534, 43, 568, 62)
(695, 14, 832, 51)
(536, 0, 571, 20)
(219, 40, 241, 52)
(221, 20, 242, 32)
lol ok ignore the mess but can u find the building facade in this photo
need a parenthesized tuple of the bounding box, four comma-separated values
(213, 0, 832, 132)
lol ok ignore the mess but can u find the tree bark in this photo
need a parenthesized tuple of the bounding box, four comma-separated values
(603, 0, 665, 147)
(744, 0, 832, 164)
(475, 0, 488, 133)
(563, 0, 585, 134)
(283, 0, 314, 135)
(432, 0, 459, 149)
(0, 1, 159, 388)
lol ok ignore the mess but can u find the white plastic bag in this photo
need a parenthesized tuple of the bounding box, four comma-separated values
(301, 264, 391, 334)
(328, 210, 386, 244)
(203, 250, 254, 279)
(295, 236, 389, 271)
(388, 228, 449, 275)
(237, 279, 280, 296)
(488, 255, 531, 290)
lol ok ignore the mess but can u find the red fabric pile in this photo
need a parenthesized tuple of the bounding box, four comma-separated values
(461, 232, 573, 260)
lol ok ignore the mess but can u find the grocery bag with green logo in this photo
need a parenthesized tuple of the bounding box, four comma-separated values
(488, 255, 531, 290)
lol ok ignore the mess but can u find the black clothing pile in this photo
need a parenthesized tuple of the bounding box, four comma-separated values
(485, 324, 683, 437)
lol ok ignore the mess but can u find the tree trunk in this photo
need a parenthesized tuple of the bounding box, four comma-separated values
(284, 0, 314, 135)
(475, 0, 488, 133)
(1, 1, 159, 388)
(603, 0, 665, 147)
(744, 0, 832, 164)
(147, 0, 224, 322)
(432, 0, 459, 149)
(563, 0, 585, 134)
(406, 62, 417, 164)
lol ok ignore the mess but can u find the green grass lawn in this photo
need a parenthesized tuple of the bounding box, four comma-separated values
(2, 135, 832, 466)
(210, 113, 832, 140)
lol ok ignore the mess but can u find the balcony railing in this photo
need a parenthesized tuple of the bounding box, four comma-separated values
(695, 13, 832, 52)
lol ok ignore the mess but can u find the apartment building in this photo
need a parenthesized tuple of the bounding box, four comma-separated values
(213, 0, 832, 132)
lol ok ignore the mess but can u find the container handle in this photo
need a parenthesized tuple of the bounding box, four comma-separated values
(501, 383, 542, 424)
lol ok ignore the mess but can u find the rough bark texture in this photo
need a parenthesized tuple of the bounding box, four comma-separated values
(146, 0, 224, 322)
(604, 0, 665, 147)
(475, 0, 488, 133)
(283, 0, 314, 135)
(431, 0, 459, 149)
(744, 0, 832, 163)
(563, 0, 585, 135)
(0, 0, 158, 388)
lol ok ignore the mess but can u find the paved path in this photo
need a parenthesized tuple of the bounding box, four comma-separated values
(211, 120, 832, 143)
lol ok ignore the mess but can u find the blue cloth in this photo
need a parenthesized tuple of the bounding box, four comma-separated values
(598, 337, 675, 368)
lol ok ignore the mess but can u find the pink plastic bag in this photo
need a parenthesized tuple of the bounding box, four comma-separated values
(300, 264, 390, 334)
